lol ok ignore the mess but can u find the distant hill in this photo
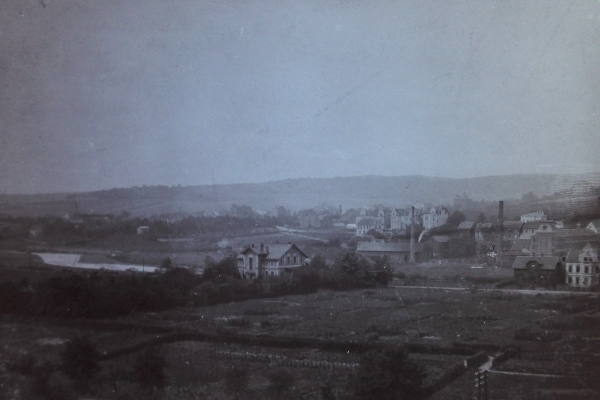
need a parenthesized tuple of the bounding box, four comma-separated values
(0, 173, 598, 217)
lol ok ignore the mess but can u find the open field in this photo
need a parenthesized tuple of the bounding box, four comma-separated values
(2, 284, 600, 399)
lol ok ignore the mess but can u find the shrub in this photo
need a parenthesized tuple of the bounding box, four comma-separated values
(353, 346, 427, 400)
(60, 336, 100, 383)
(267, 369, 295, 400)
(132, 348, 167, 392)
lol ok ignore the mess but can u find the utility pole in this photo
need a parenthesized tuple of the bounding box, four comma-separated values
(496, 201, 504, 267)
(409, 206, 416, 263)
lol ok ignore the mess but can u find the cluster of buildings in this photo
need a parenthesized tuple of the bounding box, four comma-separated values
(354, 205, 450, 235)
(507, 215, 600, 289)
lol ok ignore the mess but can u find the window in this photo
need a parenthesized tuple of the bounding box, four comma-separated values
(568, 277, 572, 284)
(576, 265, 580, 273)
(568, 265, 572, 273)
(294, 256, 297, 264)
(585, 266, 589, 274)
(249, 257, 253, 271)
(576, 277, 580, 284)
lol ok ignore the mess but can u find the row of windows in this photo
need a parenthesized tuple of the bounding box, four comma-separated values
(567, 265, 600, 273)
(568, 277, 591, 285)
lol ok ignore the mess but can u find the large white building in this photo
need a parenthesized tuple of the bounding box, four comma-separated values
(521, 212, 547, 222)
(565, 243, 599, 288)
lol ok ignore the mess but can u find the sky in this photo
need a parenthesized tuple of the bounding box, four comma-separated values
(0, 0, 599, 194)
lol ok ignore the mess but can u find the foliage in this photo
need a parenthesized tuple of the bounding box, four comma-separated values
(202, 256, 241, 284)
(353, 346, 426, 400)
(445, 211, 467, 228)
(224, 366, 249, 400)
(267, 369, 295, 399)
(60, 336, 100, 383)
(476, 212, 487, 223)
(133, 348, 167, 392)
(521, 191, 539, 202)
(366, 229, 385, 240)
(0, 281, 32, 314)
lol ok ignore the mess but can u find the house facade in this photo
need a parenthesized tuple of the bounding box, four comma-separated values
(423, 206, 450, 230)
(530, 222, 555, 257)
(565, 244, 599, 288)
(236, 243, 308, 279)
(503, 221, 524, 242)
(512, 256, 560, 286)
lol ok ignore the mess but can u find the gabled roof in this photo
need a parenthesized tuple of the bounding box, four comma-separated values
(475, 223, 493, 232)
(523, 221, 542, 230)
(506, 239, 531, 256)
(510, 239, 531, 251)
(356, 242, 425, 253)
(240, 243, 308, 260)
(512, 256, 560, 270)
(457, 221, 475, 230)
(263, 244, 308, 260)
(555, 229, 598, 238)
(535, 224, 555, 234)
(503, 221, 524, 229)
(565, 249, 579, 263)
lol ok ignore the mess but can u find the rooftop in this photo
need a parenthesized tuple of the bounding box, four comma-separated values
(512, 255, 560, 270)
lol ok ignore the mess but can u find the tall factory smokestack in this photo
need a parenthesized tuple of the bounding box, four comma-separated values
(496, 201, 504, 266)
(410, 206, 416, 263)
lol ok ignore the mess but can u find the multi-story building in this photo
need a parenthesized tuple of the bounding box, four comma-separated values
(503, 221, 524, 242)
(565, 243, 599, 288)
(530, 222, 555, 257)
(237, 243, 308, 279)
(520, 212, 548, 222)
(422, 206, 450, 230)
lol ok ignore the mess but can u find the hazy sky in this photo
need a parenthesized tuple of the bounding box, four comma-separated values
(1, 0, 599, 194)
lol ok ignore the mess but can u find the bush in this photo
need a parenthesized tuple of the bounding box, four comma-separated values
(267, 369, 295, 400)
(353, 346, 427, 400)
(60, 336, 100, 383)
(132, 348, 167, 392)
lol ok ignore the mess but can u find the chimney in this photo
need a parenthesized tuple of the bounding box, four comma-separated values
(410, 206, 416, 263)
(496, 201, 504, 265)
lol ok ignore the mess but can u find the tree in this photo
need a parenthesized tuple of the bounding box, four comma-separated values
(159, 257, 175, 270)
(267, 369, 294, 399)
(60, 336, 100, 388)
(133, 348, 167, 393)
(521, 191, 539, 202)
(445, 211, 466, 228)
(224, 366, 249, 400)
(476, 212, 487, 224)
(202, 256, 241, 284)
(366, 229, 385, 240)
(354, 346, 426, 400)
